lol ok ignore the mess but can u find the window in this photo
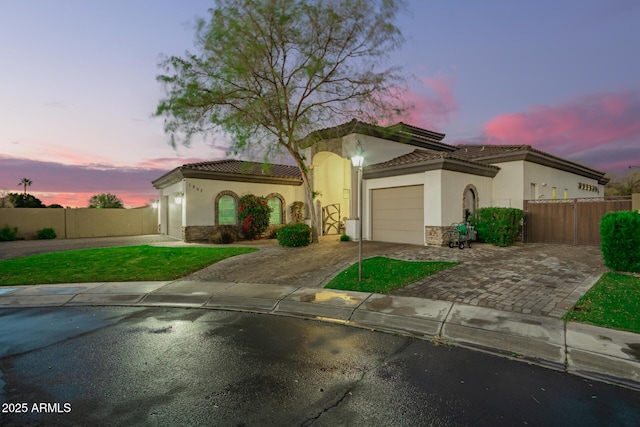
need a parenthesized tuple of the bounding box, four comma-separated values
(268, 197, 282, 224)
(564, 189, 569, 200)
(552, 187, 557, 201)
(218, 195, 236, 225)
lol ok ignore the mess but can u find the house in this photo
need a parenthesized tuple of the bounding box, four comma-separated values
(152, 120, 608, 244)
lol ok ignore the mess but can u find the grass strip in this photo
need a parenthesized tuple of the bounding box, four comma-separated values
(326, 256, 458, 293)
(0, 245, 257, 285)
(563, 272, 640, 334)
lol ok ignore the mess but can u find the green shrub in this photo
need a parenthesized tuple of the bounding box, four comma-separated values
(238, 194, 271, 239)
(0, 225, 18, 241)
(277, 223, 312, 247)
(600, 211, 640, 272)
(340, 234, 350, 242)
(209, 226, 238, 244)
(470, 207, 524, 247)
(37, 227, 57, 239)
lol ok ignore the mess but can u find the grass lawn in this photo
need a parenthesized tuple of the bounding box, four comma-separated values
(0, 245, 258, 285)
(326, 256, 458, 293)
(563, 272, 640, 334)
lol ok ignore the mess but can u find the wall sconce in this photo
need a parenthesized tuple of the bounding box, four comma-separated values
(174, 192, 184, 204)
(151, 200, 158, 209)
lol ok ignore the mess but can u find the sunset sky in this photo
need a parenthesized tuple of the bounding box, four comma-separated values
(1, 0, 639, 207)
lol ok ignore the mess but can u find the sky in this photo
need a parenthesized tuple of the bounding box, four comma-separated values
(1, 0, 639, 208)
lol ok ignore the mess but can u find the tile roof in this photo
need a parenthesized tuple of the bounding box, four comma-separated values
(180, 159, 302, 179)
(301, 119, 455, 152)
(367, 149, 499, 171)
(452, 145, 532, 160)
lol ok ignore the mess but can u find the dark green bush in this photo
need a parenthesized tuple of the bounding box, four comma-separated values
(277, 223, 312, 247)
(470, 207, 524, 247)
(0, 225, 18, 241)
(37, 227, 57, 239)
(340, 233, 350, 242)
(238, 194, 271, 239)
(600, 211, 640, 272)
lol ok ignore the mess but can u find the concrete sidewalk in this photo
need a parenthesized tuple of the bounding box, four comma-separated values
(0, 280, 638, 391)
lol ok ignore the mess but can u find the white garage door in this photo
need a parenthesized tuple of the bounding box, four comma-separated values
(167, 200, 182, 239)
(371, 185, 424, 245)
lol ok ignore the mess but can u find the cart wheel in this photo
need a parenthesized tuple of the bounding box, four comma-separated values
(448, 241, 455, 248)
(459, 242, 465, 250)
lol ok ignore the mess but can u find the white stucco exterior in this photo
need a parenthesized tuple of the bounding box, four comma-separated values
(490, 160, 605, 209)
(152, 121, 608, 244)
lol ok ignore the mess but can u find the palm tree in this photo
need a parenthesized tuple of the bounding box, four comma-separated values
(18, 177, 32, 195)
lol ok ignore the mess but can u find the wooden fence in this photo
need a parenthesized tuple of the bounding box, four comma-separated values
(523, 197, 632, 245)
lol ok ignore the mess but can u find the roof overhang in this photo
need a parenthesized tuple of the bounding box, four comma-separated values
(152, 168, 303, 189)
(477, 151, 609, 184)
(301, 120, 457, 153)
(364, 157, 499, 180)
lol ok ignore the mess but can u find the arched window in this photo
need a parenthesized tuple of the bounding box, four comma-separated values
(267, 194, 285, 224)
(217, 194, 237, 225)
(463, 185, 478, 221)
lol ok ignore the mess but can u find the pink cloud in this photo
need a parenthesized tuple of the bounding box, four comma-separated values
(0, 156, 169, 208)
(483, 90, 640, 159)
(394, 73, 458, 131)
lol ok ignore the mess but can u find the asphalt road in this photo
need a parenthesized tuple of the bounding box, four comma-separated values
(1, 307, 638, 426)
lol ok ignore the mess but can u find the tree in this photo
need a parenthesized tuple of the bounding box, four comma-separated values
(155, 0, 406, 242)
(18, 177, 32, 195)
(89, 193, 124, 208)
(605, 170, 640, 196)
(8, 193, 45, 208)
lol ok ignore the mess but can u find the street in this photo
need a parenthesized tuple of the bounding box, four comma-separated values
(1, 307, 638, 426)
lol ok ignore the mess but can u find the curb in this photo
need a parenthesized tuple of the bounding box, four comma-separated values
(0, 281, 638, 391)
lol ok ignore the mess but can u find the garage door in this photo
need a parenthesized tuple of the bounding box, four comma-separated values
(371, 185, 424, 245)
(167, 199, 182, 239)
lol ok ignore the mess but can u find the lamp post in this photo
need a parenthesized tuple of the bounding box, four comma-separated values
(351, 142, 364, 282)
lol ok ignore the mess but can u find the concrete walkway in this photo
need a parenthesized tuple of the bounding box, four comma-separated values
(0, 235, 638, 390)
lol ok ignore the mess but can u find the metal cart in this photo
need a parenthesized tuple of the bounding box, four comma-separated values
(446, 222, 477, 249)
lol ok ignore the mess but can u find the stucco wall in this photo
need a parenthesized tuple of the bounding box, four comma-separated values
(0, 207, 158, 240)
(178, 178, 305, 227)
(633, 193, 640, 211)
(490, 161, 524, 208)
(491, 160, 605, 210)
(342, 133, 417, 165)
(440, 170, 493, 225)
(312, 152, 352, 221)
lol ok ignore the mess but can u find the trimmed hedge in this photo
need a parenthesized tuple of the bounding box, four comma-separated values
(600, 210, 640, 272)
(277, 223, 312, 247)
(471, 207, 524, 247)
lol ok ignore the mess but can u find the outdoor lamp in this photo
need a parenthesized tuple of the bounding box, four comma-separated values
(350, 140, 365, 281)
(174, 193, 183, 204)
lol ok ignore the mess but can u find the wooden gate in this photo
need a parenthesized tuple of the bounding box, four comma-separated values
(524, 197, 632, 245)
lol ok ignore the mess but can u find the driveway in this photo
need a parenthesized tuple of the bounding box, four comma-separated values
(0, 235, 606, 319)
